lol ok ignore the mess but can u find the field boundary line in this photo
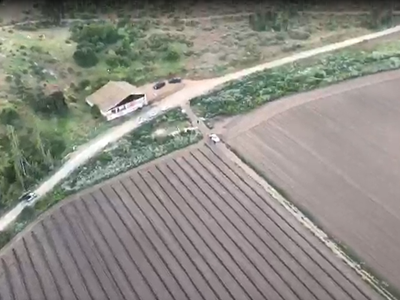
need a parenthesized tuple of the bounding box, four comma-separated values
(218, 143, 397, 300)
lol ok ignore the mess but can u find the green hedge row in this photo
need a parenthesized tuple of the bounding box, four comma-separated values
(191, 45, 400, 119)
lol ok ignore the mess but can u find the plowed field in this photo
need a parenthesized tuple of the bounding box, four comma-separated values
(0, 146, 379, 300)
(227, 71, 400, 290)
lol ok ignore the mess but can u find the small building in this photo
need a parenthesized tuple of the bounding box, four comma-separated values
(86, 81, 147, 121)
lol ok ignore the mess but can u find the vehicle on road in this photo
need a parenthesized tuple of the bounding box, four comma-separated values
(153, 81, 166, 90)
(18, 191, 38, 204)
(209, 133, 220, 143)
(168, 77, 182, 84)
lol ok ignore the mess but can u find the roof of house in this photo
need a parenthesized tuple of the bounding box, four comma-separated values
(86, 81, 143, 112)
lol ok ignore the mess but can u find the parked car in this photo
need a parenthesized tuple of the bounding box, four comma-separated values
(168, 77, 182, 84)
(209, 133, 220, 143)
(18, 191, 38, 204)
(153, 81, 166, 90)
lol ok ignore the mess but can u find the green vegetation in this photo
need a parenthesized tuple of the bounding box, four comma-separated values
(0, 108, 202, 250)
(68, 20, 191, 81)
(35, 108, 202, 211)
(191, 41, 400, 122)
(59, 108, 201, 194)
(0, 19, 192, 211)
(0, 206, 37, 249)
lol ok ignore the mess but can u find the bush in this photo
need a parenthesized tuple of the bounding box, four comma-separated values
(0, 107, 20, 126)
(90, 105, 102, 119)
(163, 47, 180, 61)
(105, 54, 130, 68)
(31, 91, 69, 116)
(70, 22, 121, 45)
(73, 47, 99, 68)
(288, 29, 310, 40)
(249, 10, 290, 32)
(78, 79, 91, 90)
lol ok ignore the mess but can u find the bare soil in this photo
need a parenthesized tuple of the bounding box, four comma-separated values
(0, 145, 380, 300)
(225, 69, 400, 290)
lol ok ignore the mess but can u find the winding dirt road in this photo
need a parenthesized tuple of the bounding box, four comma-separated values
(1, 24, 400, 231)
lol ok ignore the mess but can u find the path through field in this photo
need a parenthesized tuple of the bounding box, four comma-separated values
(1, 24, 400, 231)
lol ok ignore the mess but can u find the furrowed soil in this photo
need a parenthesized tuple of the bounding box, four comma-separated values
(0, 145, 381, 300)
(225, 69, 400, 290)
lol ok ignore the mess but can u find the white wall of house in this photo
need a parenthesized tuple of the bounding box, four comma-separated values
(103, 95, 147, 121)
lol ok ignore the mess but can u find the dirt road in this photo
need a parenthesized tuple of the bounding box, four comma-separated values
(1, 24, 400, 231)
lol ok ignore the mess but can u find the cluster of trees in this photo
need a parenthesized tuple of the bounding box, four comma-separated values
(0, 121, 66, 210)
(10, 74, 68, 117)
(69, 21, 187, 69)
(249, 10, 293, 32)
(70, 22, 122, 67)
(0, 74, 70, 210)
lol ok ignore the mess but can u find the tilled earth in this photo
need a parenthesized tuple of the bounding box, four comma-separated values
(0, 145, 380, 300)
(227, 69, 400, 290)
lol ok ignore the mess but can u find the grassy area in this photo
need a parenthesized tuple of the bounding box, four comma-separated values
(0, 108, 202, 250)
(57, 108, 202, 194)
(0, 18, 194, 210)
(190, 39, 400, 123)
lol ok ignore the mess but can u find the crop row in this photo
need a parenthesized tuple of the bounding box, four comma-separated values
(0, 146, 380, 300)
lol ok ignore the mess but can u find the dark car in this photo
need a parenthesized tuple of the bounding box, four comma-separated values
(18, 191, 37, 203)
(168, 77, 182, 84)
(153, 81, 166, 90)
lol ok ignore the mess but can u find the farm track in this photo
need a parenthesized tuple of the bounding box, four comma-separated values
(226, 71, 400, 291)
(0, 145, 381, 300)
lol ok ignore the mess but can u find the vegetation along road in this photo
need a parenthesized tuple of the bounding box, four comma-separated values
(1, 22, 400, 232)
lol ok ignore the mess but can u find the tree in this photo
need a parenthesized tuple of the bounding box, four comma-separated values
(30, 91, 68, 116)
(7, 126, 27, 190)
(70, 22, 121, 45)
(73, 47, 99, 68)
(42, 0, 65, 24)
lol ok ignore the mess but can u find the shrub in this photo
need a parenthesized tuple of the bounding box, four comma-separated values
(70, 22, 121, 45)
(90, 105, 102, 119)
(78, 79, 91, 90)
(0, 107, 20, 126)
(163, 47, 180, 61)
(73, 47, 99, 68)
(31, 91, 69, 116)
